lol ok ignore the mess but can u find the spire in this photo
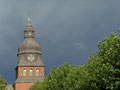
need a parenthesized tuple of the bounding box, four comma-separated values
(24, 13, 35, 39)
(28, 16, 30, 22)
(27, 10, 30, 22)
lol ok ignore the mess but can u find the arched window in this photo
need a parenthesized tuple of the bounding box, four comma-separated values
(36, 69, 39, 76)
(23, 69, 27, 76)
(29, 69, 33, 76)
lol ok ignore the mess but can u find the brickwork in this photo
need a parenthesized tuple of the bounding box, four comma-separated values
(14, 66, 44, 90)
(17, 66, 44, 77)
(14, 83, 34, 90)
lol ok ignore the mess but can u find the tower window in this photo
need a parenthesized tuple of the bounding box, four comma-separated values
(29, 69, 33, 76)
(36, 69, 39, 76)
(23, 69, 27, 76)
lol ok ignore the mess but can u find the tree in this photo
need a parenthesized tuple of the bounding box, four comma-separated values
(31, 32, 120, 90)
(88, 32, 120, 89)
(31, 63, 75, 90)
(0, 75, 8, 90)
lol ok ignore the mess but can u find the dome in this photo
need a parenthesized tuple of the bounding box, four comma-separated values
(18, 38, 41, 54)
(18, 18, 42, 55)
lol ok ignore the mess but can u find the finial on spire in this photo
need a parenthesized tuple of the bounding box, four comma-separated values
(28, 10, 30, 22)
(28, 16, 30, 22)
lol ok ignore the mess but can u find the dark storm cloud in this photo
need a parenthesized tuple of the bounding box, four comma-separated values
(0, 0, 120, 84)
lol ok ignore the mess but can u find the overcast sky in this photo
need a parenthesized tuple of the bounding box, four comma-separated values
(0, 0, 120, 84)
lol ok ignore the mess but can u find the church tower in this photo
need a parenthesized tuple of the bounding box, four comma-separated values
(14, 17, 45, 90)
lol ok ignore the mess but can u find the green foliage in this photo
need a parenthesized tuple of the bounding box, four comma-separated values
(88, 33, 120, 90)
(31, 32, 120, 90)
(0, 75, 8, 90)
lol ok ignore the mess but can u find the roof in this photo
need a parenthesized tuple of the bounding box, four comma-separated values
(17, 19, 44, 66)
(18, 54, 44, 66)
(15, 76, 45, 83)
(18, 38, 41, 54)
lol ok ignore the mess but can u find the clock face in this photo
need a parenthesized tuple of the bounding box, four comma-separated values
(28, 54, 34, 61)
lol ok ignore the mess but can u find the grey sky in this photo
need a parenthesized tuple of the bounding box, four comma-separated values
(0, 0, 120, 84)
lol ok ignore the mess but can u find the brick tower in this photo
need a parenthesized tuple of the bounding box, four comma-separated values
(14, 16, 45, 90)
